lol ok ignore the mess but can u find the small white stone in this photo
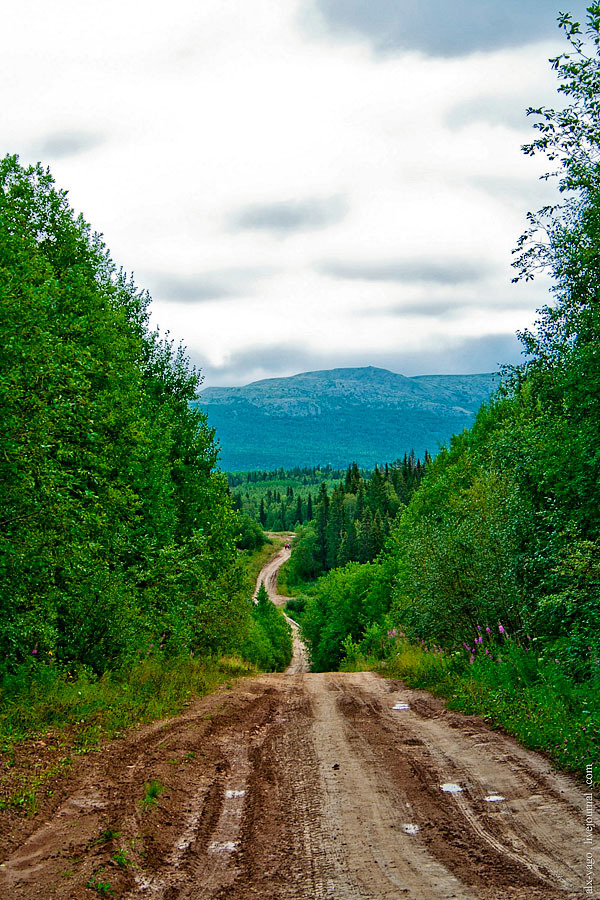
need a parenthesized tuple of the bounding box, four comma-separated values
(393, 703, 410, 710)
(485, 794, 505, 802)
(225, 789, 246, 799)
(401, 823, 420, 834)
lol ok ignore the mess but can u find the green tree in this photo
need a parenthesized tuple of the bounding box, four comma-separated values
(0, 156, 245, 673)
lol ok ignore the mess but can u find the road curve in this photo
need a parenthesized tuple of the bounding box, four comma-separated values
(255, 538, 309, 675)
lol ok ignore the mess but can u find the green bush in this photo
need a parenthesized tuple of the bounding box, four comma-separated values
(240, 586, 292, 672)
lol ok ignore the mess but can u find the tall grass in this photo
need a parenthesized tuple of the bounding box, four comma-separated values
(0, 654, 256, 751)
(342, 627, 599, 783)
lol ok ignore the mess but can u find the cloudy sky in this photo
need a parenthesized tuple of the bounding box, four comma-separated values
(2, 0, 590, 386)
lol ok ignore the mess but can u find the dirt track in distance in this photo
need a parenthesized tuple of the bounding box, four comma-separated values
(0, 547, 592, 899)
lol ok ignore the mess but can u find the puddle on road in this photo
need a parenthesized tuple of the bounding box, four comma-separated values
(440, 783, 464, 793)
(209, 841, 239, 853)
(401, 824, 420, 835)
(485, 794, 506, 802)
(392, 703, 410, 710)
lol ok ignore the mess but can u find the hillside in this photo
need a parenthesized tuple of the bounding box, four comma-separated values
(198, 366, 498, 469)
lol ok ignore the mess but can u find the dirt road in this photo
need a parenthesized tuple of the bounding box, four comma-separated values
(254, 540, 308, 675)
(0, 550, 592, 899)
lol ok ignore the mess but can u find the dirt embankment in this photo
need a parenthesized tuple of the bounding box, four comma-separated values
(0, 548, 592, 899)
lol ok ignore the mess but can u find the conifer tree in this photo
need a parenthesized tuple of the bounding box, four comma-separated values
(315, 483, 329, 570)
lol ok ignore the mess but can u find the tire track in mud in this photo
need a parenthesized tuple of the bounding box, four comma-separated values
(0, 674, 592, 899)
(0, 543, 593, 899)
(332, 673, 585, 899)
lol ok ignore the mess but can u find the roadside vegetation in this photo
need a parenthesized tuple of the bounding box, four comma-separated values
(0, 157, 291, 810)
(289, 5, 600, 783)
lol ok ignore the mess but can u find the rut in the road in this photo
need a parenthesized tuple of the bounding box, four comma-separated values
(0, 545, 591, 899)
(0, 672, 589, 900)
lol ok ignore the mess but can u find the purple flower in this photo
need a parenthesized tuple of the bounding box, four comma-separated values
(498, 624, 505, 635)
(477, 625, 481, 631)
(486, 626, 491, 634)
(477, 636, 483, 644)
(32, 649, 38, 655)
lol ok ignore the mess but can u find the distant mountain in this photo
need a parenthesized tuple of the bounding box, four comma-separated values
(198, 366, 499, 470)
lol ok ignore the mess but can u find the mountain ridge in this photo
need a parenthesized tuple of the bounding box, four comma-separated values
(198, 366, 498, 470)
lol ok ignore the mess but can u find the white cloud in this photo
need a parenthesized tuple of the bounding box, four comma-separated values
(0, 0, 567, 385)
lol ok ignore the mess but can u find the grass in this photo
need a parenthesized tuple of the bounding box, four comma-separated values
(140, 779, 164, 812)
(0, 654, 256, 815)
(342, 634, 600, 786)
(0, 654, 255, 751)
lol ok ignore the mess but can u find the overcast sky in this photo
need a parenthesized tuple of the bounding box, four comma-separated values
(2, 0, 591, 386)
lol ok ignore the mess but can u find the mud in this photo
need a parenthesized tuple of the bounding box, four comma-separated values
(0, 673, 591, 898)
(0, 550, 592, 898)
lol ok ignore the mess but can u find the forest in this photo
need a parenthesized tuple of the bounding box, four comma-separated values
(0, 154, 291, 697)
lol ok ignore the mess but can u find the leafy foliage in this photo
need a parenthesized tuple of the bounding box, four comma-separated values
(0, 155, 247, 676)
(241, 585, 292, 672)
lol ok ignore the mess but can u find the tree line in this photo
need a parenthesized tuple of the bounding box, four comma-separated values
(0, 156, 290, 679)
(286, 455, 428, 584)
(228, 466, 347, 534)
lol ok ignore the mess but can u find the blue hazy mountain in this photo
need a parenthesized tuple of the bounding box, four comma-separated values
(198, 366, 498, 470)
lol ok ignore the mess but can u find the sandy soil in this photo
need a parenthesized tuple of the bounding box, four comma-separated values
(0, 550, 593, 899)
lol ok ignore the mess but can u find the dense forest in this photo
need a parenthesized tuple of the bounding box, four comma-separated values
(292, 6, 600, 759)
(0, 155, 290, 682)
(285, 455, 428, 584)
(228, 466, 348, 535)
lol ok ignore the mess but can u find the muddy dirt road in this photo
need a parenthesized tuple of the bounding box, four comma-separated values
(0, 551, 591, 899)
